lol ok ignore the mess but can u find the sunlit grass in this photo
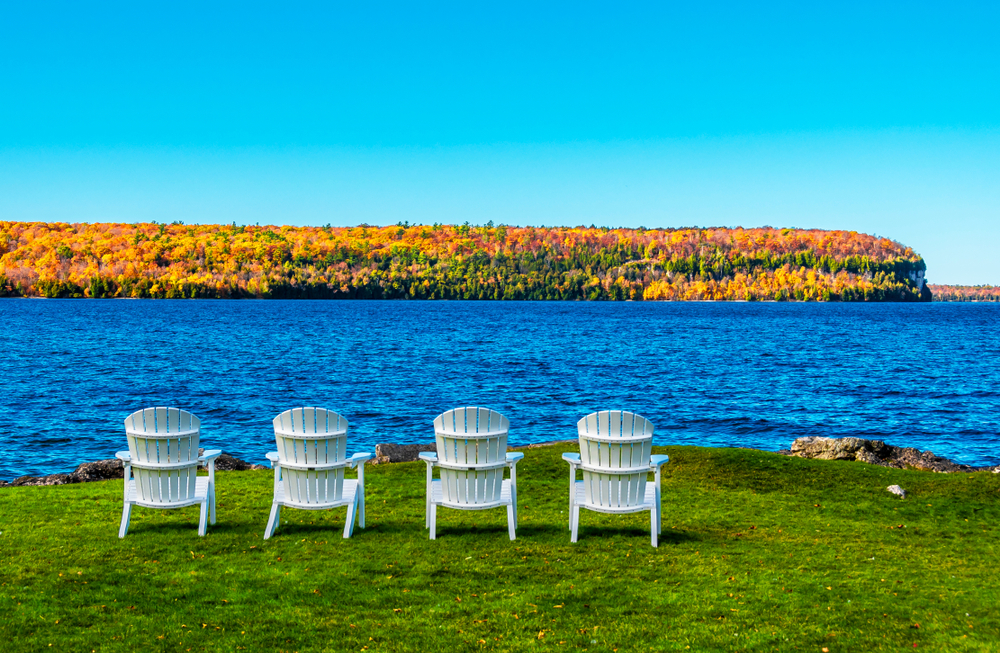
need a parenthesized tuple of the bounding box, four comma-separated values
(1, 446, 998, 652)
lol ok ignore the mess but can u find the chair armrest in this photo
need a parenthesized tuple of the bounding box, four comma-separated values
(418, 452, 438, 463)
(650, 454, 670, 468)
(349, 452, 373, 468)
(561, 452, 581, 466)
(199, 450, 222, 469)
(115, 451, 132, 463)
(265, 452, 280, 468)
(506, 452, 524, 465)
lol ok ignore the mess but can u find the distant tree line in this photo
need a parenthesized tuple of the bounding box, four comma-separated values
(0, 221, 931, 302)
(927, 285, 1000, 302)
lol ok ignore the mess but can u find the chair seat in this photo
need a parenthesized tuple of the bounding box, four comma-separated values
(274, 478, 359, 510)
(431, 478, 512, 510)
(573, 480, 655, 513)
(127, 477, 209, 508)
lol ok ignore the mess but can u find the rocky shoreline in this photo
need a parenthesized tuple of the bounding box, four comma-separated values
(0, 451, 266, 488)
(784, 436, 1000, 473)
(2, 437, 996, 487)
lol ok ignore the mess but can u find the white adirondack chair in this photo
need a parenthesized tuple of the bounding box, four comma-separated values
(562, 411, 669, 547)
(117, 407, 221, 538)
(419, 407, 524, 540)
(264, 408, 372, 540)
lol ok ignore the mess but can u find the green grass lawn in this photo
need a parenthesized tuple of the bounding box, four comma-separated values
(1, 445, 998, 652)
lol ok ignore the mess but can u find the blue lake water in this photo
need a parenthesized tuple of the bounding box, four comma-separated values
(1, 299, 998, 479)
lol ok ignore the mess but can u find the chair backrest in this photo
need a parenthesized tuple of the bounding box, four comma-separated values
(124, 407, 201, 505)
(577, 411, 654, 509)
(433, 407, 509, 506)
(273, 407, 349, 506)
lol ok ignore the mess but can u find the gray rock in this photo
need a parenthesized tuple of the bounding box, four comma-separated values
(371, 439, 580, 464)
(522, 439, 577, 449)
(198, 449, 267, 471)
(215, 454, 267, 471)
(886, 484, 907, 498)
(8, 473, 74, 487)
(2, 452, 265, 487)
(373, 443, 437, 465)
(72, 459, 124, 482)
(790, 436, 981, 473)
(791, 436, 888, 461)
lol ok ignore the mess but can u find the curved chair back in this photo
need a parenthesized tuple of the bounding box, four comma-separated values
(124, 407, 201, 505)
(433, 407, 509, 507)
(577, 410, 654, 510)
(273, 407, 349, 506)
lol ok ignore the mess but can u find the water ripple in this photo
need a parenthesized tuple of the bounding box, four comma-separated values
(1, 299, 999, 478)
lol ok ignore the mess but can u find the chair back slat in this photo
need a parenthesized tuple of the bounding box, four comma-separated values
(124, 407, 202, 505)
(273, 408, 348, 506)
(577, 411, 654, 510)
(434, 407, 509, 506)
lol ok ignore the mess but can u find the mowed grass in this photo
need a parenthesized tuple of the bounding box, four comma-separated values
(1, 446, 998, 652)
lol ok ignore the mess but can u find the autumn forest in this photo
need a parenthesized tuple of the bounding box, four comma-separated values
(0, 221, 938, 302)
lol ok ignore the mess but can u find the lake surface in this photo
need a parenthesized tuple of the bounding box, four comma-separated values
(1, 299, 998, 479)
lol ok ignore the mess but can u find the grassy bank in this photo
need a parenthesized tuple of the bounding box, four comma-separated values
(1, 446, 998, 652)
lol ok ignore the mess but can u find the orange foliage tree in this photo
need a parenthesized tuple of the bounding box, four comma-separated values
(0, 221, 929, 301)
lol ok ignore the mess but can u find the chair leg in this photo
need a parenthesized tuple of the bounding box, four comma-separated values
(656, 486, 662, 534)
(570, 505, 580, 543)
(429, 504, 437, 540)
(264, 502, 280, 540)
(118, 502, 132, 539)
(507, 502, 516, 540)
(568, 468, 574, 530)
(568, 483, 575, 531)
(650, 507, 658, 548)
(209, 485, 217, 525)
(511, 483, 518, 527)
(343, 493, 358, 539)
(358, 485, 366, 530)
(198, 500, 208, 537)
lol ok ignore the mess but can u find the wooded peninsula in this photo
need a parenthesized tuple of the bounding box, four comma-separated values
(0, 221, 935, 301)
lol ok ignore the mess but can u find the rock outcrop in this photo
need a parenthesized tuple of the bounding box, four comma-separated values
(790, 436, 992, 473)
(373, 443, 437, 465)
(372, 439, 579, 464)
(198, 449, 267, 472)
(1, 453, 264, 487)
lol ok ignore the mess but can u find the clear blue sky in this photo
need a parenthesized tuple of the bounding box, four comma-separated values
(1, 1, 998, 283)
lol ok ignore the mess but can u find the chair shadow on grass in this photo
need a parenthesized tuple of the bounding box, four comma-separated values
(264, 520, 361, 539)
(569, 524, 701, 545)
(120, 516, 213, 537)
